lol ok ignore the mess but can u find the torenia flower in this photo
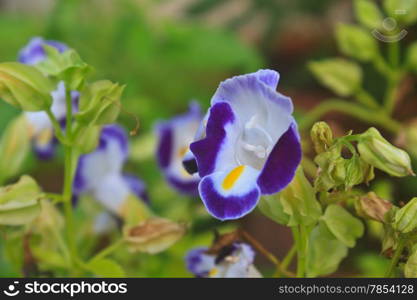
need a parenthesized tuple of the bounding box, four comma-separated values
(156, 102, 202, 195)
(18, 37, 68, 65)
(25, 81, 79, 159)
(186, 243, 260, 278)
(190, 70, 301, 220)
(18, 37, 78, 159)
(74, 125, 148, 216)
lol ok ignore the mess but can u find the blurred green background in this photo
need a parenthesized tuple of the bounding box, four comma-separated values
(1, 0, 417, 277)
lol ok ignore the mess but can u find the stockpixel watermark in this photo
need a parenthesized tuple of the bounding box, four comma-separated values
(2, 281, 127, 297)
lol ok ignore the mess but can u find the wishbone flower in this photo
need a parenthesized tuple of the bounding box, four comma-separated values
(155, 102, 202, 195)
(18, 37, 79, 159)
(189, 69, 302, 220)
(186, 243, 260, 278)
(74, 125, 148, 216)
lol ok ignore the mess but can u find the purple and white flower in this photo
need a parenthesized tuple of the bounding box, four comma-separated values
(25, 81, 79, 159)
(18, 37, 68, 65)
(186, 243, 260, 278)
(189, 70, 302, 220)
(156, 102, 202, 195)
(18, 37, 78, 159)
(74, 125, 148, 216)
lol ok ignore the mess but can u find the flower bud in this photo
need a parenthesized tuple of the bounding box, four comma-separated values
(345, 156, 374, 189)
(356, 192, 393, 223)
(0, 115, 30, 182)
(123, 217, 186, 254)
(0, 62, 53, 111)
(405, 248, 417, 278)
(358, 127, 415, 177)
(0, 175, 42, 225)
(393, 197, 417, 233)
(311, 121, 333, 154)
(76, 80, 124, 126)
(314, 148, 346, 191)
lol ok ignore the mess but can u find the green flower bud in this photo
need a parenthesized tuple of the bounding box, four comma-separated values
(0, 175, 42, 225)
(314, 147, 346, 191)
(0, 62, 53, 111)
(394, 197, 417, 233)
(123, 217, 186, 254)
(345, 156, 374, 189)
(0, 115, 30, 183)
(311, 121, 333, 154)
(356, 192, 393, 223)
(36, 45, 92, 91)
(76, 80, 124, 126)
(358, 127, 415, 177)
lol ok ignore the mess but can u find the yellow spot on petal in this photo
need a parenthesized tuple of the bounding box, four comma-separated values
(222, 165, 245, 190)
(36, 129, 53, 146)
(178, 146, 188, 158)
(208, 268, 218, 277)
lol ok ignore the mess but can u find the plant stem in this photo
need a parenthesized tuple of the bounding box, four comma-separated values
(291, 226, 308, 278)
(385, 238, 406, 278)
(46, 108, 67, 144)
(298, 99, 402, 134)
(240, 230, 295, 277)
(90, 238, 125, 262)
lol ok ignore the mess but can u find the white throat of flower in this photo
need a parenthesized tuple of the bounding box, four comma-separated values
(236, 114, 274, 170)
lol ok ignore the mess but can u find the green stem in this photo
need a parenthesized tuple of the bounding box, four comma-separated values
(298, 99, 402, 134)
(46, 108, 67, 144)
(385, 238, 406, 278)
(90, 239, 125, 262)
(281, 244, 297, 271)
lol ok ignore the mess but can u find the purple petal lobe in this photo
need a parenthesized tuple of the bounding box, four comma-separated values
(190, 102, 235, 177)
(257, 123, 302, 194)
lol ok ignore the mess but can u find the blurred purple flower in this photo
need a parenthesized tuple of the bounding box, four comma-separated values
(74, 125, 149, 216)
(155, 102, 202, 195)
(186, 243, 260, 278)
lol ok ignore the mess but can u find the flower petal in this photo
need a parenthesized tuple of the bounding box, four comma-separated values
(123, 174, 149, 203)
(18, 37, 68, 65)
(74, 125, 128, 193)
(257, 122, 302, 194)
(198, 165, 261, 220)
(190, 102, 238, 177)
(156, 102, 202, 194)
(93, 174, 130, 215)
(211, 69, 293, 144)
(186, 247, 215, 277)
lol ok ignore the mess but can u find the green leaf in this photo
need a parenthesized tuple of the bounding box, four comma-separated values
(258, 194, 290, 225)
(306, 222, 348, 277)
(87, 258, 126, 277)
(322, 204, 364, 247)
(336, 24, 378, 62)
(384, 0, 417, 25)
(279, 167, 322, 226)
(0, 62, 53, 111)
(0, 115, 30, 182)
(36, 45, 92, 91)
(309, 58, 362, 97)
(354, 0, 384, 29)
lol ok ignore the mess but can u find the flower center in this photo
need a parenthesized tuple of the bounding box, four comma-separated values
(236, 115, 273, 170)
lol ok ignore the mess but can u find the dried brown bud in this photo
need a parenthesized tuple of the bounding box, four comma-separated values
(123, 217, 186, 254)
(357, 192, 393, 223)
